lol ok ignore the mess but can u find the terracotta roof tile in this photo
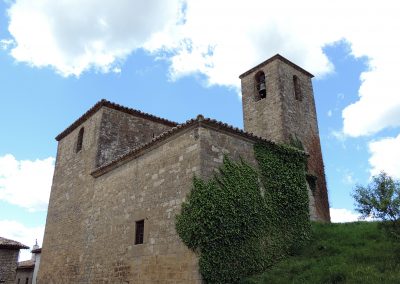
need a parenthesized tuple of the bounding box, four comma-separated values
(56, 99, 178, 141)
(17, 259, 35, 269)
(31, 248, 41, 254)
(91, 114, 282, 177)
(0, 236, 29, 249)
(239, 54, 314, 79)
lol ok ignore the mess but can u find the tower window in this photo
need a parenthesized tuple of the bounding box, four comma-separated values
(293, 75, 302, 101)
(135, 220, 144, 245)
(76, 127, 84, 153)
(255, 71, 266, 100)
(306, 174, 317, 194)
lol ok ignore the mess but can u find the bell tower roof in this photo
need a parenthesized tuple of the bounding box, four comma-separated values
(239, 54, 314, 79)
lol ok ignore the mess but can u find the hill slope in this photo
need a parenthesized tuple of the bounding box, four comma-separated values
(244, 222, 400, 284)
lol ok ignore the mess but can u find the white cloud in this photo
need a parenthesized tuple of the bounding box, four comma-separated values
(337, 93, 345, 100)
(0, 38, 14, 50)
(112, 67, 122, 74)
(342, 172, 356, 185)
(339, 9, 400, 137)
(6, 0, 183, 76)
(0, 154, 55, 211)
(0, 220, 44, 261)
(330, 208, 360, 223)
(5, 0, 400, 137)
(6, 0, 336, 82)
(331, 130, 347, 143)
(330, 208, 376, 223)
(155, 0, 336, 87)
(343, 68, 400, 137)
(368, 134, 400, 179)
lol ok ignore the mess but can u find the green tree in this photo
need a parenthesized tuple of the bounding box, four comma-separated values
(352, 172, 400, 239)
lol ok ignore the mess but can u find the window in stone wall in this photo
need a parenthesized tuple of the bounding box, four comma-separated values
(293, 75, 302, 101)
(306, 174, 317, 194)
(255, 71, 266, 100)
(17, 279, 20, 284)
(135, 220, 144, 245)
(76, 127, 84, 153)
(25, 278, 29, 284)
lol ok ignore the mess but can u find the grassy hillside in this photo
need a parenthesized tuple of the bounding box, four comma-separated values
(244, 222, 400, 284)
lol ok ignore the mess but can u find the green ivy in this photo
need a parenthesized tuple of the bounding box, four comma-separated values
(254, 143, 311, 256)
(289, 134, 304, 151)
(176, 143, 311, 283)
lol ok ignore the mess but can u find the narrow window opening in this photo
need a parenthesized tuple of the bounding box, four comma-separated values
(76, 127, 84, 153)
(255, 71, 266, 100)
(25, 278, 29, 284)
(306, 174, 317, 194)
(17, 279, 21, 284)
(293, 75, 302, 101)
(135, 220, 144, 245)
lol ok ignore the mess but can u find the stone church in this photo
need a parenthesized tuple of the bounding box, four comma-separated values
(38, 54, 330, 283)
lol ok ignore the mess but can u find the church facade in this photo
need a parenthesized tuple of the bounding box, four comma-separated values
(38, 54, 330, 283)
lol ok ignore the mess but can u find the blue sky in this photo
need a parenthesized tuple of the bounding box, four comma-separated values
(1, 0, 400, 260)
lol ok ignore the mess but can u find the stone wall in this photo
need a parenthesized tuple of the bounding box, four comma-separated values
(38, 109, 104, 283)
(240, 56, 330, 222)
(198, 125, 257, 179)
(15, 268, 33, 284)
(0, 249, 19, 284)
(40, 106, 176, 283)
(39, 87, 328, 283)
(81, 127, 203, 283)
(198, 124, 317, 220)
(96, 107, 173, 167)
(39, 111, 294, 283)
(39, 112, 204, 283)
(277, 62, 329, 221)
(241, 59, 285, 143)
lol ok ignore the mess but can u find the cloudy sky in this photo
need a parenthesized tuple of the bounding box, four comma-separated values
(1, 0, 399, 260)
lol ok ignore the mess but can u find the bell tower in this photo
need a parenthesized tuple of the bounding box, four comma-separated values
(240, 54, 330, 222)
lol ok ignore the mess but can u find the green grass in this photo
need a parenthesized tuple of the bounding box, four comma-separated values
(243, 222, 400, 284)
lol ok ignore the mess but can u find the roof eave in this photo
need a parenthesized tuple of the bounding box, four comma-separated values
(239, 54, 314, 79)
(55, 99, 178, 141)
(91, 114, 305, 178)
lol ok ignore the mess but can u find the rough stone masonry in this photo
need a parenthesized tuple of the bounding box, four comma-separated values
(38, 54, 330, 283)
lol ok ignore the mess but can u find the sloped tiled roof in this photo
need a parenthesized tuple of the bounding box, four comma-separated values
(91, 114, 282, 177)
(17, 259, 35, 269)
(31, 247, 41, 254)
(56, 99, 178, 141)
(0, 236, 29, 249)
(239, 54, 314, 79)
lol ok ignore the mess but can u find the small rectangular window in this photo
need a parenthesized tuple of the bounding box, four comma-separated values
(255, 71, 266, 101)
(306, 174, 317, 194)
(25, 278, 29, 284)
(76, 127, 84, 153)
(293, 75, 302, 101)
(135, 220, 144, 245)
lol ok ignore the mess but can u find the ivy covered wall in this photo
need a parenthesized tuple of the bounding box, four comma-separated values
(176, 142, 311, 283)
